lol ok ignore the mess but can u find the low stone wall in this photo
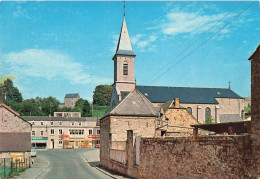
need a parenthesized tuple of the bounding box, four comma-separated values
(110, 149, 127, 165)
(138, 135, 251, 179)
(100, 157, 128, 175)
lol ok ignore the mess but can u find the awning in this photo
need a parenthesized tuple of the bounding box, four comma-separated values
(31, 140, 47, 143)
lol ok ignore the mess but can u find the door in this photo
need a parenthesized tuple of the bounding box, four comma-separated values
(51, 139, 54, 149)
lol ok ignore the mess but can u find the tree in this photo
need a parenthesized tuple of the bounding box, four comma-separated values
(17, 99, 45, 116)
(75, 98, 91, 117)
(40, 97, 60, 116)
(245, 104, 251, 114)
(0, 79, 23, 104)
(93, 85, 112, 106)
(205, 117, 216, 124)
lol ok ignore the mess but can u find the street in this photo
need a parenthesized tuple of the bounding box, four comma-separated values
(37, 148, 111, 179)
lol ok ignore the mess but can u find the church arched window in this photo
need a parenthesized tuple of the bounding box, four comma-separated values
(123, 61, 128, 75)
(187, 107, 192, 115)
(205, 107, 211, 120)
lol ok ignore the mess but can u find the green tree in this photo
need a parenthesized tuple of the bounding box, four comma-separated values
(245, 104, 251, 114)
(0, 79, 23, 103)
(40, 97, 60, 116)
(205, 117, 216, 124)
(93, 85, 112, 106)
(17, 99, 45, 116)
(75, 98, 91, 117)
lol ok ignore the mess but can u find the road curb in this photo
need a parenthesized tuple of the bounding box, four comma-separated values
(33, 157, 49, 179)
(82, 153, 117, 179)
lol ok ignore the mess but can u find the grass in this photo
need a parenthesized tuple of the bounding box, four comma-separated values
(92, 106, 110, 117)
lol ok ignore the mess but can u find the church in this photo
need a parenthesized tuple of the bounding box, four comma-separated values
(110, 17, 246, 124)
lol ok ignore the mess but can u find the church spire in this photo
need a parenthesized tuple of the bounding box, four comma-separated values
(115, 17, 135, 56)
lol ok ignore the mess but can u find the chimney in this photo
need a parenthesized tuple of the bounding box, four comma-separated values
(175, 98, 180, 107)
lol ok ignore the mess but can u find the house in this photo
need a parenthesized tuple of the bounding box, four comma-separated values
(110, 16, 247, 124)
(100, 88, 157, 169)
(157, 98, 200, 136)
(0, 102, 31, 167)
(22, 116, 100, 149)
(59, 93, 80, 108)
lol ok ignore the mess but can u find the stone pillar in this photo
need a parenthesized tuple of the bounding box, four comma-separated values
(248, 45, 260, 177)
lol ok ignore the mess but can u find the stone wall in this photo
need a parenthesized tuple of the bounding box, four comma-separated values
(248, 45, 260, 178)
(0, 107, 31, 133)
(138, 136, 251, 179)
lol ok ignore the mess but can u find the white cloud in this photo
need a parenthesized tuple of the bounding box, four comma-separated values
(2, 49, 110, 85)
(132, 34, 157, 51)
(161, 10, 233, 36)
(13, 5, 29, 19)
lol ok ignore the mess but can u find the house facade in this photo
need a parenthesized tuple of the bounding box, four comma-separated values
(0, 103, 31, 167)
(60, 93, 80, 108)
(22, 116, 100, 149)
(100, 88, 158, 168)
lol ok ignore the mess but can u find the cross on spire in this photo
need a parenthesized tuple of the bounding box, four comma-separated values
(123, 0, 125, 17)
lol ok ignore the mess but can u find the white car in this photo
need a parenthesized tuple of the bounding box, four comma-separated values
(31, 148, 37, 157)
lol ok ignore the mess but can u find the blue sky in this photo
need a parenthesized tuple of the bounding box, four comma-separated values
(0, 1, 259, 102)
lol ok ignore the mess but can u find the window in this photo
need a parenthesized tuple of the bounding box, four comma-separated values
(51, 122, 53, 125)
(72, 122, 74, 126)
(123, 61, 128, 75)
(241, 110, 244, 119)
(96, 140, 100, 144)
(69, 129, 84, 135)
(79, 122, 81, 126)
(89, 129, 93, 135)
(59, 129, 63, 135)
(71, 102, 74, 106)
(32, 121, 35, 125)
(41, 131, 44, 136)
(51, 129, 55, 135)
(59, 121, 62, 126)
(97, 129, 100, 135)
(41, 122, 43, 125)
(59, 139, 63, 145)
(187, 107, 192, 115)
(32, 131, 35, 136)
(205, 107, 211, 120)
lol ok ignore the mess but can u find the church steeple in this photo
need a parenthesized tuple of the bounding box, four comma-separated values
(115, 17, 135, 56)
(110, 16, 136, 108)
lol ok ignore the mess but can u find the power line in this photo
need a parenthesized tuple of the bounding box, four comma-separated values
(146, 1, 255, 84)
(146, 4, 240, 84)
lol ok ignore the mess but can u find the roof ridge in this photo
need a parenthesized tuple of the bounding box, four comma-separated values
(137, 85, 230, 90)
(135, 89, 157, 115)
(109, 88, 134, 114)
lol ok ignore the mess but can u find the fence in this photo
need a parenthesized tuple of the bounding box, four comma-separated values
(0, 158, 30, 178)
(110, 141, 127, 165)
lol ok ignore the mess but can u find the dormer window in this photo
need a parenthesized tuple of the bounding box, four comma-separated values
(123, 61, 128, 75)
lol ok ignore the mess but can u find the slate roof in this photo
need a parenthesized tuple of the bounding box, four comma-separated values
(0, 132, 31, 152)
(136, 85, 242, 104)
(65, 93, 79, 98)
(107, 88, 158, 117)
(115, 17, 135, 56)
(219, 114, 243, 123)
(22, 116, 97, 122)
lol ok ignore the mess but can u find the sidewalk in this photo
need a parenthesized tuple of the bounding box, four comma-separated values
(13, 156, 48, 179)
(82, 149, 130, 179)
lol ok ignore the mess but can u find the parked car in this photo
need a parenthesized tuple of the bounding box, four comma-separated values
(31, 148, 37, 157)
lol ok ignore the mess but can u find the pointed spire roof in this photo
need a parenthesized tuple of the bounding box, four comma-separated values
(115, 17, 135, 56)
(107, 88, 158, 117)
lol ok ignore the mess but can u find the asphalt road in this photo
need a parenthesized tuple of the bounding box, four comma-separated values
(37, 148, 111, 179)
